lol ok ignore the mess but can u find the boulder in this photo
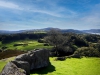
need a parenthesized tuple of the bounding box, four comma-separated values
(1, 49, 50, 75)
(15, 49, 50, 70)
(0, 61, 26, 75)
(29, 49, 50, 70)
(12, 61, 30, 75)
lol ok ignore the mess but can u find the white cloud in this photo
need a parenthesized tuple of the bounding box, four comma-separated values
(30, 9, 61, 17)
(0, 0, 77, 18)
(0, 1, 22, 10)
(2, 0, 99, 30)
(81, 3, 100, 25)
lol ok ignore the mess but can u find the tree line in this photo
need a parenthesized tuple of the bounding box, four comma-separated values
(44, 29, 100, 57)
(0, 29, 100, 57)
(0, 33, 47, 44)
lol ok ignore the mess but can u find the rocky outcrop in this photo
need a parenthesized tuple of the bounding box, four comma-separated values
(15, 49, 50, 70)
(0, 61, 26, 75)
(12, 61, 30, 75)
(0, 49, 50, 75)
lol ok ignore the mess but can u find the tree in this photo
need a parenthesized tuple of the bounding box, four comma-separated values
(44, 29, 67, 56)
(96, 40, 100, 52)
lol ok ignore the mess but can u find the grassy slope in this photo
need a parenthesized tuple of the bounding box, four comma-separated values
(0, 57, 100, 75)
(31, 57, 100, 75)
(0, 40, 52, 51)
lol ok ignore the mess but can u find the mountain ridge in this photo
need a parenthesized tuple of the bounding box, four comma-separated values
(0, 28, 100, 34)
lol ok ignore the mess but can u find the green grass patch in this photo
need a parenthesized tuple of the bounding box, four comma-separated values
(1, 57, 100, 75)
(0, 40, 52, 51)
(31, 57, 100, 75)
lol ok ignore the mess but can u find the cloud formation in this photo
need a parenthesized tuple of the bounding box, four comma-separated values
(0, 1, 22, 10)
(0, 0, 100, 30)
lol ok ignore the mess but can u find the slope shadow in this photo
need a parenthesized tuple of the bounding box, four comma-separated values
(30, 63, 55, 74)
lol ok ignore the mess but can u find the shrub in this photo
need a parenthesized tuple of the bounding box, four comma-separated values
(96, 40, 100, 52)
(0, 49, 2, 52)
(58, 46, 74, 56)
(51, 46, 74, 57)
(55, 57, 66, 61)
(13, 44, 28, 46)
(74, 38, 88, 47)
(71, 52, 81, 58)
(38, 39, 44, 43)
(73, 47, 100, 57)
(2, 46, 8, 49)
(44, 43, 49, 46)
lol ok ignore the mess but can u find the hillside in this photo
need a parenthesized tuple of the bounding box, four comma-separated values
(83, 29, 100, 34)
(1, 28, 100, 34)
(0, 57, 100, 75)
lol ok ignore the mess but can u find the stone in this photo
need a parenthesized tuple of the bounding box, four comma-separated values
(15, 49, 50, 70)
(0, 61, 26, 75)
(1, 49, 50, 75)
(12, 61, 30, 75)
(29, 49, 50, 70)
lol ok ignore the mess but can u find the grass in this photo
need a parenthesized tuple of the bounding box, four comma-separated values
(0, 57, 100, 75)
(31, 57, 100, 75)
(0, 57, 15, 72)
(0, 40, 52, 51)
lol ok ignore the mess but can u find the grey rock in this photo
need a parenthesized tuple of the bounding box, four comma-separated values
(12, 61, 30, 75)
(30, 49, 50, 70)
(0, 61, 26, 75)
(15, 49, 50, 70)
(1, 49, 50, 75)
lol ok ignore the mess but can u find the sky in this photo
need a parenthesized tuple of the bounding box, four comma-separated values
(0, 0, 100, 31)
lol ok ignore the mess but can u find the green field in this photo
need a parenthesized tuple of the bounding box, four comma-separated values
(0, 57, 100, 75)
(0, 40, 52, 51)
(31, 57, 100, 75)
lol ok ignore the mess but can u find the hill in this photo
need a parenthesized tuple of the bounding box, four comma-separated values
(82, 29, 100, 35)
(0, 28, 100, 34)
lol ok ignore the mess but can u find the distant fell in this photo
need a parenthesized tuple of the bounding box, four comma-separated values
(82, 29, 100, 33)
(0, 28, 100, 34)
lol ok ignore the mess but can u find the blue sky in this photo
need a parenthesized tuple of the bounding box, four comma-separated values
(0, 0, 100, 31)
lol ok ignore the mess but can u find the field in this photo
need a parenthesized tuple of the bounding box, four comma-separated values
(0, 40, 52, 60)
(0, 57, 100, 75)
(0, 40, 52, 51)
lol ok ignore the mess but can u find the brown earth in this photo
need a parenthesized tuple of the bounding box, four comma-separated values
(0, 50, 25, 60)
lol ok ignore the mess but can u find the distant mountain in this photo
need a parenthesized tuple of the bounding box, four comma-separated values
(0, 28, 100, 34)
(82, 29, 100, 35)
(61, 29, 85, 34)
(42, 27, 60, 31)
(41, 28, 84, 33)
(0, 30, 16, 34)
(0, 30, 26, 34)
(82, 29, 100, 33)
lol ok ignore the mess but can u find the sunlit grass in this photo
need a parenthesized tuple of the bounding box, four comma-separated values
(31, 57, 100, 75)
(0, 40, 52, 51)
(0, 57, 100, 75)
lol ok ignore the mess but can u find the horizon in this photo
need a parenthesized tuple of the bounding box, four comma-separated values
(0, 0, 100, 31)
(0, 27, 100, 31)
